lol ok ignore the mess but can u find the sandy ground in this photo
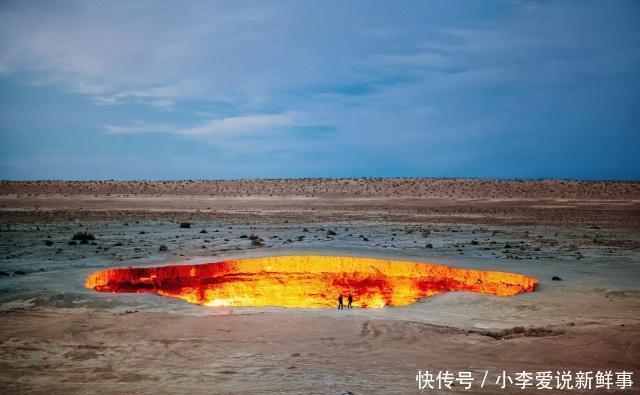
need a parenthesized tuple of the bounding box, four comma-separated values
(1, 309, 638, 395)
(0, 179, 639, 394)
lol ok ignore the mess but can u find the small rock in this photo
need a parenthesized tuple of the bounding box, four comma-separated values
(552, 276, 562, 281)
(44, 240, 54, 246)
(159, 245, 168, 252)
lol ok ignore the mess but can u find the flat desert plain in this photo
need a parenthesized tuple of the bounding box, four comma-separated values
(0, 179, 639, 394)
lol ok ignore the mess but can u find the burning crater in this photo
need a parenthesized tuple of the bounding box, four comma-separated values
(86, 256, 537, 308)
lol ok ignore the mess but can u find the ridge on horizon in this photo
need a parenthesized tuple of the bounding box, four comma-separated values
(1, 177, 639, 183)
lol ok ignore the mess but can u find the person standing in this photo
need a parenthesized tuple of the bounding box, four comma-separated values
(338, 294, 344, 310)
(347, 293, 353, 309)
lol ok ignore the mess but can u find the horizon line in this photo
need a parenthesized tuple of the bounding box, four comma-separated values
(1, 177, 639, 183)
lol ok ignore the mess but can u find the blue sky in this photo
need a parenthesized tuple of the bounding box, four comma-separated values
(0, 1, 639, 180)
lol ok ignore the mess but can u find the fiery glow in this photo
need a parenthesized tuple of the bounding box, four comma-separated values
(85, 255, 537, 308)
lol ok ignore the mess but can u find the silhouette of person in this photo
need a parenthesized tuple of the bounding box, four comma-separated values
(338, 294, 344, 310)
(347, 294, 353, 309)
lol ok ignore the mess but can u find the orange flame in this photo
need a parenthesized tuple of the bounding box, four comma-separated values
(85, 256, 537, 308)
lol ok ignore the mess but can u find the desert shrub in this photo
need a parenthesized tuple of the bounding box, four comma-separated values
(72, 231, 95, 241)
(180, 222, 191, 229)
(159, 245, 168, 252)
(250, 235, 265, 247)
(251, 239, 264, 247)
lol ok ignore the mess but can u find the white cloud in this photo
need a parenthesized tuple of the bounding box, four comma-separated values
(182, 112, 300, 137)
(104, 111, 302, 137)
(0, 2, 274, 107)
(103, 121, 177, 135)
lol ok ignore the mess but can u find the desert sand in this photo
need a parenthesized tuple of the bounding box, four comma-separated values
(0, 179, 639, 394)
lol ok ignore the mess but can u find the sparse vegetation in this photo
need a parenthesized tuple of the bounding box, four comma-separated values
(250, 235, 265, 247)
(72, 231, 95, 241)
